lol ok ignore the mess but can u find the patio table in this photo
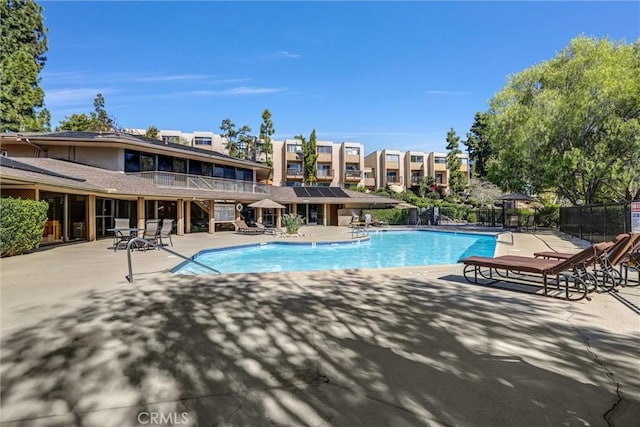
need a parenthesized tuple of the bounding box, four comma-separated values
(107, 227, 142, 251)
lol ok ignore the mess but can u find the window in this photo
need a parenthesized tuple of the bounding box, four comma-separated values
(460, 158, 468, 165)
(287, 144, 302, 153)
(364, 171, 374, 179)
(236, 167, 253, 182)
(435, 157, 446, 164)
(124, 150, 140, 172)
(386, 171, 398, 183)
(435, 172, 444, 184)
(213, 165, 224, 178)
(173, 158, 186, 174)
(345, 164, 358, 171)
(287, 163, 302, 171)
(157, 155, 173, 172)
(317, 146, 332, 154)
(194, 137, 212, 146)
(385, 154, 399, 162)
(345, 147, 360, 156)
(285, 181, 302, 187)
(188, 160, 202, 176)
(316, 182, 330, 187)
(140, 153, 155, 171)
(410, 155, 423, 163)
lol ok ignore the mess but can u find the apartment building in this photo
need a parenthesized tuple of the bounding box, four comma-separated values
(364, 150, 470, 193)
(270, 139, 365, 188)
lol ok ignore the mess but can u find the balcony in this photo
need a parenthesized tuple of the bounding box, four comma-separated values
(317, 169, 334, 180)
(344, 169, 362, 181)
(384, 176, 404, 186)
(286, 168, 304, 179)
(128, 171, 270, 194)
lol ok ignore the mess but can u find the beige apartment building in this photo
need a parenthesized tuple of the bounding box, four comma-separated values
(127, 129, 468, 193)
(364, 150, 470, 193)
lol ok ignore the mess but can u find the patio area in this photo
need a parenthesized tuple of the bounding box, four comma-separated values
(1, 227, 639, 426)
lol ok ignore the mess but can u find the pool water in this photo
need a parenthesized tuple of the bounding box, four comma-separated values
(173, 230, 497, 275)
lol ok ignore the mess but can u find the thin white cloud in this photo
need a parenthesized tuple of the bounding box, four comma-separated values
(425, 90, 472, 96)
(45, 88, 113, 106)
(278, 50, 301, 59)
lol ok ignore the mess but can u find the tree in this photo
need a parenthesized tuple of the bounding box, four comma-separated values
(145, 125, 159, 139)
(259, 109, 275, 167)
(0, 0, 50, 132)
(418, 176, 436, 198)
(487, 36, 640, 204)
(464, 112, 492, 177)
(300, 130, 318, 186)
(219, 118, 251, 159)
(445, 128, 466, 195)
(56, 93, 118, 132)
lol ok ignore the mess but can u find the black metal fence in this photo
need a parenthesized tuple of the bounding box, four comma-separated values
(559, 201, 634, 243)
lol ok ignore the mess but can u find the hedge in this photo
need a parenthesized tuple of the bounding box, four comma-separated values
(1, 197, 48, 257)
(362, 208, 409, 225)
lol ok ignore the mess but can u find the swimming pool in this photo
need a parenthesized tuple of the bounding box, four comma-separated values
(173, 230, 497, 275)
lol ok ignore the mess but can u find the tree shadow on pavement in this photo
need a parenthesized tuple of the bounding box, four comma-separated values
(2, 269, 639, 426)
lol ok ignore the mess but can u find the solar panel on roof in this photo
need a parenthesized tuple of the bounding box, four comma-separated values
(292, 186, 349, 198)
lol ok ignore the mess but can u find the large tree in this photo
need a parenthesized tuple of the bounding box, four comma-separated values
(1, 0, 50, 132)
(219, 118, 251, 159)
(259, 109, 275, 167)
(445, 128, 466, 195)
(300, 130, 318, 186)
(56, 93, 118, 132)
(464, 111, 492, 178)
(487, 36, 640, 204)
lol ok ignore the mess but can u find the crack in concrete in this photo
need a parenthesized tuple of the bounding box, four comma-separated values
(566, 309, 623, 427)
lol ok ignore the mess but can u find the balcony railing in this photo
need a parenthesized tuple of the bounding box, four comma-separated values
(128, 171, 270, 194)
(345, 169, 362, 179)
(317, 169, 333, 179)
(286, 168, 304, 178)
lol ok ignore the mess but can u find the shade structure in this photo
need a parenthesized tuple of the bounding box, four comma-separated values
(497, 193, 537, 228)
(248, 198, 286, 209)
(497, 192, 536, 202)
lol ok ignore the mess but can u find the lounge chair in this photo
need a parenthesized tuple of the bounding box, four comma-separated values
(159, 219, 174, 247)
(523, 215, 535, 232)
(459, 239, 626, 300)
(254, 222, 277, 235)
(504, 215, 520, 231)
(143, 219, 161, 249)
(234, 219, 263, 235)
(533, 233, 640, 290)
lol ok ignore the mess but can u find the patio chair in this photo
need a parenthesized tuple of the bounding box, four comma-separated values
(234, 219, 263, 235)
(158, 219, 174, 247)
(112, 218, 131, 250)
(504, 215, 520, 231)
(459, 239, 624, 300)
(143, 219, 161, 249)
(523, 215, 535, 232)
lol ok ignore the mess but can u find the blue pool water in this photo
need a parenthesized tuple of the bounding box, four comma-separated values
(173, 230, 497, 275)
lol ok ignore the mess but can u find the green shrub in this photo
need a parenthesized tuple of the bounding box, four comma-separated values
(467, 212, 477, 223)
(1, 197, 48, 257)
(536, 205, 560, 227)
(281, 213, 304, 234)
(362, 208, 409, 225)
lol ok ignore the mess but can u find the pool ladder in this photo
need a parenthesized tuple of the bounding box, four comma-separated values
(351, 227, 369, 239)
(125, 237, 221, 283)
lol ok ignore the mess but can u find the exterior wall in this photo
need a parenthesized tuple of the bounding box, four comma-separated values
(1, 188, 37, 199)
(364, 151, 381, 189)
(74, 146, 123, 171)
(271, 140, 285, 186)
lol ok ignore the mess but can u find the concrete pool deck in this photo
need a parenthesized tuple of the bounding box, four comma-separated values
(1, 226, 639, 426)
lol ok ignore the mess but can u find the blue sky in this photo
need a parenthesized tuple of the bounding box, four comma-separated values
(40, 1, 639, 154)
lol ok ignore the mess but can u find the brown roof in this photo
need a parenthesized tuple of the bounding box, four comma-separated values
(1, 157, 402, 206)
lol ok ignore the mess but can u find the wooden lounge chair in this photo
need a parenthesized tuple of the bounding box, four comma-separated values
(459, 239, 625, 301)
(234, 219, 263, 235)
(533, 233, 640, 290)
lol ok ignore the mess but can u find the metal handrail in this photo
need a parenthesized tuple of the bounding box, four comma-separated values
(125, 237, 221, 283)
(351, 227, 369, 239)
